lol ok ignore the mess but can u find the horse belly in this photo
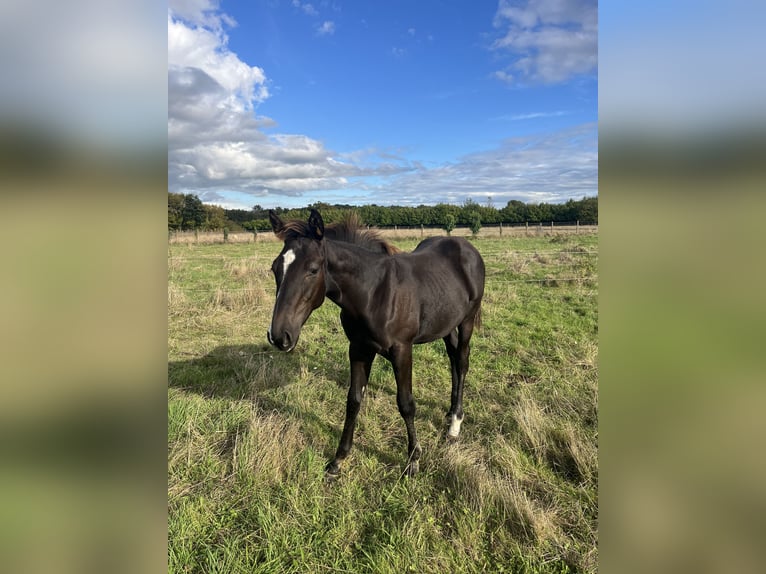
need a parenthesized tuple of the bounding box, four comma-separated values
(413, 294, 466, 344)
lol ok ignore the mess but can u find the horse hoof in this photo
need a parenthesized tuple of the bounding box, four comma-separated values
(405, 460, 419, 477)
(445, 432, 460, 443)
(324, 461, 341, 482)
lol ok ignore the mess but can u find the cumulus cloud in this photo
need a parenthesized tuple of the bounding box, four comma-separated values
(168, 9, 268, 106)
(491, 0, 597, 85)
(168, 3, 414, 203)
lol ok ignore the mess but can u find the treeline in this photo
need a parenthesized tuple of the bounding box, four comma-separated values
(168, 192, 597, 232)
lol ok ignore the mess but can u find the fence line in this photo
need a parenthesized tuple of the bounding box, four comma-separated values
(167, 249, 598, 263)
(168, 222, 598, 244)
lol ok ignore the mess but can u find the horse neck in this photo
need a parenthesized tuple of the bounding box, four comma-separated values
(324, 240, 386, 310)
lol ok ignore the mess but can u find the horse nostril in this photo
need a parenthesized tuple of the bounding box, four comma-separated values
(282, 331, 293, 350)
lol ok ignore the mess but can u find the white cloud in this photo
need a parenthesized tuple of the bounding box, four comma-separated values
(317, 20, 335, 36)
(168, 5, 415, 203)
(168, 12, 268, 107)
(292, 1, 318, 17)
(371, 123, 598, 205)
(494, 110, 572, 121)
(168, 0, 231, 29)
(491, 0, 597, 85)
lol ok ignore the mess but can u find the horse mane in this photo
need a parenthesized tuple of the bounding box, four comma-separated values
(276, 212, 401, 255)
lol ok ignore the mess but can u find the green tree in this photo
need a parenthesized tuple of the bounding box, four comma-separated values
(203, 204, 228, 230)
(181, 194, 206, 230)
(469, 213, 482, 236)
(577, 197, 598, 224)
(443, 213, 456, 236)
(458, 198, 481, 225)
(168, 192, 184, 230)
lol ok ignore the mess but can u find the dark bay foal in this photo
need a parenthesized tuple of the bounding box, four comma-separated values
(267, 209, 485, 478)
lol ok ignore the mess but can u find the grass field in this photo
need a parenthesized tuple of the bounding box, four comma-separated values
(168, 231, 598, 573)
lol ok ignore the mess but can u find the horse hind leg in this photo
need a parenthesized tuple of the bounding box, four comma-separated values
(444, 315, 476, 440)
(443, 330, 463, 441)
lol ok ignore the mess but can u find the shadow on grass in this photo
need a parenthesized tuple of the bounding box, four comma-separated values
(168, 343, 302, 399)
(168, 343, 404, 471)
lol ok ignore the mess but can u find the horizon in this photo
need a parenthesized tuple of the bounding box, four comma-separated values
(168, 190, 598, 213)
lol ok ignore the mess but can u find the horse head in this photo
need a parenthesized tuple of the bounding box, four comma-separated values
(267, 209, 327, 352)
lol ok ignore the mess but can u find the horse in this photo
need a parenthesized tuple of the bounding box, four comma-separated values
(267, 209, 485, 478)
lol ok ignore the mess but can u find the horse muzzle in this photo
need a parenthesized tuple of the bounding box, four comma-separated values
(267, 328, 296, 352)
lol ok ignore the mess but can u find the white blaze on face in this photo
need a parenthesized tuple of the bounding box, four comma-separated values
(269, 248, 298, 343)
(447, 414, 464, 438)
(282, 249, 296, 277)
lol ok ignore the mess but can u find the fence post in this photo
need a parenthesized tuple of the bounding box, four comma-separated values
(576, 220, 580, 234)
(551, 221, 554, 231)
(499, 222, 503, 236)
(223, 228, 229, 243)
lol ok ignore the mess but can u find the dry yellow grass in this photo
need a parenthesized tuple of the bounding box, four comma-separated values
(168, 225, 598, 244)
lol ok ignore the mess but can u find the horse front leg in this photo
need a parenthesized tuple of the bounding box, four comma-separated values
(390, 343, 422, 477)
(325, 342, 374, 480)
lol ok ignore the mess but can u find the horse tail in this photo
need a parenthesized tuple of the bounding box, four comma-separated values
(473, 305, 482, 330)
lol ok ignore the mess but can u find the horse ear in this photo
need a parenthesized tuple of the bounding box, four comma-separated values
(269, 210, 284, 235)
(308, 209, 324, 240)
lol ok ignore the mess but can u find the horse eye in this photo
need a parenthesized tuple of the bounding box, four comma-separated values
(309, 267, 319, 275)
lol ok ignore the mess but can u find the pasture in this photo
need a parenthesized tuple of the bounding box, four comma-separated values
(168, 231, 598, 573)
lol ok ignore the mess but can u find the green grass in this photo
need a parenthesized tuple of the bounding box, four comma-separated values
(168, 232, 598, 573)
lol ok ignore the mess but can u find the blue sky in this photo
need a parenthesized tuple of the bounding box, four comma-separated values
(168, 0, 597, 210)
